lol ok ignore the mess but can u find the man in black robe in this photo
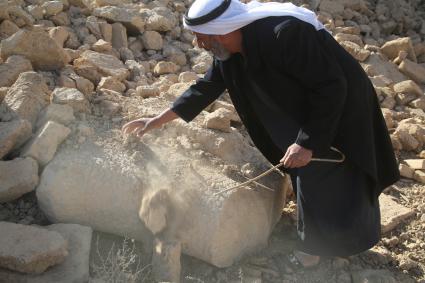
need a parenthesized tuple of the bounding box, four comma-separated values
(122, 0, 400, 266)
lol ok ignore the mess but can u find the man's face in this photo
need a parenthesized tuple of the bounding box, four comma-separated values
(193, 32, 232, 61)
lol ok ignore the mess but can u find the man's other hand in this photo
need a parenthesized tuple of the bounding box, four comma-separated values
(281, 143, 313, 168)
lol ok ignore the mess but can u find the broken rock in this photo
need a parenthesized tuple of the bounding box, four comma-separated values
(0, 221, 68, 274)
(0, 119, 32, 159)
(0, 55, 33, 87)
(380, 37, 417, 62)
(404, 159, 425, 170)
(393, 80, 423, 97)
(0, 157, 38, 203)
(2, 71, 49, 127)
(399, 59, 425, 84)
(74, 50, 129, 81)
(0, 27, 68, 71)
(36, 103, 75, 129)
(0, 223, 92, 283)
(380, 194, 415, 233)
(21, 121, 71, 167)
(51, 87, 90, 113)
(204, 108, 233, 132)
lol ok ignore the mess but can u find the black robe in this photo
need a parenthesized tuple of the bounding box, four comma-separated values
(171, 16, 400, 256)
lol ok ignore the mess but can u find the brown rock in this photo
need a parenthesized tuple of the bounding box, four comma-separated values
(2, 71, 49, 126)
(74, 50, 129, 81)
(340, 41, 370, 62)
(381, 37, 417, 62)
(97, 76, 126, 93)
(0, 157, 38, 202)
(0, 119, 32, 159)
(51, 87, 90, 113)
(393, 80, 423, 97)
(204, 108, 233, 132)
(0, 20, 19, 39)
(399, 59, 425, 84)
(0, 27, 68, 71)
(0, 55, 33, 87)
(414, 170, 425, 184)
(0, 221, 68, 274)
(399, 164, 414, 179)
(154, 61, 180, 75)
(111, 22, 127, 50)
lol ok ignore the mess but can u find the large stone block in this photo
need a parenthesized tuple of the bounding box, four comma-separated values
(36, 122, 287, 268)
(0, 55, 33, 88)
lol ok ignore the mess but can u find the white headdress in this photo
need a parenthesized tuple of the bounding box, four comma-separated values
(183, 0, 325, 35)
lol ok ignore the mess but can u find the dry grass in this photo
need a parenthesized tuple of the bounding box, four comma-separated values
(90, 236, 152, 283)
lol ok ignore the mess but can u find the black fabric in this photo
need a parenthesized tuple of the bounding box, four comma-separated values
(290, 160, 381, 257)
(172, 16, 399, 198)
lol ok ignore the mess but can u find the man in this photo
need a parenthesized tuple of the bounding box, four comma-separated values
(122, 0, 400, 267)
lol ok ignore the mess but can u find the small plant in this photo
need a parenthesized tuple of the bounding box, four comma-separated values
(90, 236, 152, 283)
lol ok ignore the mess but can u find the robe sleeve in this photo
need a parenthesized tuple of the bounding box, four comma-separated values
(276, 19, 348, 153)
(171, 59, 226, 122)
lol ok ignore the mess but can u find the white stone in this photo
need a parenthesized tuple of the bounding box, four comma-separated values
(0, 222, 68, 274)
(154, 61, 180, 75)
(404, 159, 425, 170)
(178, 71, 198, 83)
(92, 6, 144, 34)
(414, 170, 425, 184)
(97, 76, 126, 93)
(136, 85, 160, 98)
(204, 108, 233, 132)
(0, 118, 32, 158)
(0, 224, 92, 283)
(21, 121, 71, 167)
(0, 55, 33, 87)
(36, 130, 288, 268)
(51, 87, 90, 113)
(380, 194, 415, 233)
(0, 157, 38, 203)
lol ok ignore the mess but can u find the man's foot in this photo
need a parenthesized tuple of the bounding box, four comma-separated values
(293, 250, 320, 267)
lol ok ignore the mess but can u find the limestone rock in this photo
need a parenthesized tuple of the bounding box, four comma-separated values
(41, 1, 63, 17)
(178, 71, 198, 83)
(340, 41, 370, 62)
(136, 85, 160, 98)
(393, 80, 423, 97)
(97, 76, 126, 93)
(142, 30, 163, 50)
(0, 119, 32, 159)
(399, 59, 425, 84)
(399, 164, 414, 179)
(92, 6, 144, 34)
(0, 221, 68, 274)
(2, 71, 49, 127)
(380, 194, 415, 233)
(0, 157, 38, 203)
(410, 97, 425, 111)
(51, 87, 90, 113)
(48, 26, 69, 48)
(92, 39, 112, 53)
(0, 27, 68, 71)
(141, 8, 177, 32)
(154, 61, 179, 75)
(111, 22, 127, 50)
(381, 37, 417, 62)
(0, 20, 19, 39)
(365, 54, 407, 84)
(0, 55, 33, 87)
(319, 0, 344, 14)
(36, 104, 75, 130)
(0, 223, 92, 283)
(404, 159, 425, 170)
(74, 50, 129, 81)
(414, 170, 425, 184)
(204, 108, 233, 132)
(36, 132, 287, 268)
(21, 121, 71, 167)
(334, 33, 363, 47)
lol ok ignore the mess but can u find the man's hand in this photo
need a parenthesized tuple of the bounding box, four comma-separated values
(121, 117, 156, 138)
(281, 143, 313, 168)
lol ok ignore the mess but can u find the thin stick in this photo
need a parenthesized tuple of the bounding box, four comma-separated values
(214, 147, 346, 196)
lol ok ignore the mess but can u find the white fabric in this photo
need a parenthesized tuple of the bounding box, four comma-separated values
(184, 0, 325, 35)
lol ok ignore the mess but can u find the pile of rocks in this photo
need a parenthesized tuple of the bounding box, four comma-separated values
(0, 0, 424, 281)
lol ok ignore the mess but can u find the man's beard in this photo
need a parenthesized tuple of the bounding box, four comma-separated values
(210, 40, 231, 61)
